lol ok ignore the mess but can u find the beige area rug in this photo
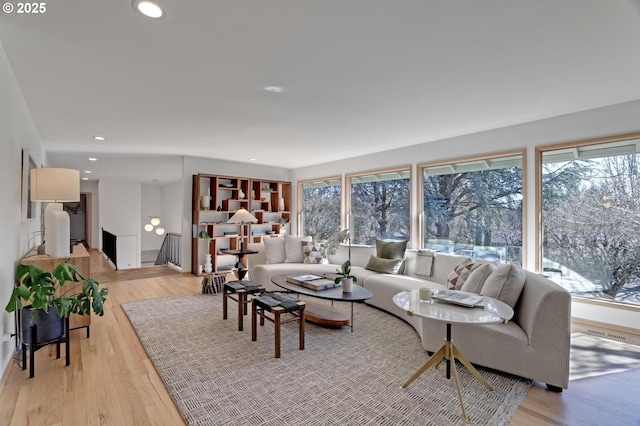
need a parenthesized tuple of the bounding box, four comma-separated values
(122, 294, 532, 426)
(570, 331, 640, 380)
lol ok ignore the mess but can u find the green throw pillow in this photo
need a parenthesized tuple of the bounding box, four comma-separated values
(365, 255, 403, 274)
(376, 239, 408, 273)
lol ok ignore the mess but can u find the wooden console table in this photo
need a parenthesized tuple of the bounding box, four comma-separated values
(20, 244, 92, 335)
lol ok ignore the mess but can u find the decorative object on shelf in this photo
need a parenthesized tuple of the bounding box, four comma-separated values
(200, 195, 211, 209)
(199, 264, 204, 274)
(217, 204, 222, 211)
(199, 230, 211, 242)
(144, 216, 165, 235)
(204, 254, 213, 273)
(334, 260, 357, 293)
(278, 197, 285, 211)
(30, 167, 80, 257)
(239, 189, 245, 199)
(251, 190, 255, 200)
(227, 208, 258, 252)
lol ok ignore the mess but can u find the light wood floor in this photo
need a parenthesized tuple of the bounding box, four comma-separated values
(0, 250, 638, 425)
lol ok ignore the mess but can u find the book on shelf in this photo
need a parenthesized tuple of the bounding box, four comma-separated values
(286, 274, 339, 291)
(431, 289, 485, 308)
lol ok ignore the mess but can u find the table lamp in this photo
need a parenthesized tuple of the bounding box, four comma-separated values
(31, 167, 80, 257)
(227, 208, 258, 252)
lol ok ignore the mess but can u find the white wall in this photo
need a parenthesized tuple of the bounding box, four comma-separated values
(0, 41, 46, 381)
(161, 180, 183, 235)
(98, 180, 142, 269)
(141, 184, 163, 251)
(290, 99, 640, 331)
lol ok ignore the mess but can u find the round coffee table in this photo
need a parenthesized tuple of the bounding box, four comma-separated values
(271, 274, 373, 332)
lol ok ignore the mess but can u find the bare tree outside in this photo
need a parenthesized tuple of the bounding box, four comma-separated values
(422, 158, 523, 263)
(350, 171, 410, 245)
(301, 180, 341, 242)
(543, 151, 640, 305)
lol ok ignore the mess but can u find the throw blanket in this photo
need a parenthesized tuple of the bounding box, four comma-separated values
(415, 249, 437, 277)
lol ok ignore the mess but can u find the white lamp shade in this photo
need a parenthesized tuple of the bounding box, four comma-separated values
(144, 223, 153, 232)
(227, 208, 258, 224)
(155, 227, 165, 235)
(150, 217, 160, 226)
(31, 168, 80, 202)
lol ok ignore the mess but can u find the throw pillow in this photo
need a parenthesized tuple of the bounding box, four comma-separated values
(480, 264, 526, 308)
(376, 239, 408, 273)
(460, 263, 497, 294)
(302, 241, 325, 264)
(263, 237, 285, 264)
(447, 259, 480, 290)
(284, 235, 312, 263)
(376, 239, 408, 259)
(365, 255, 404, 274)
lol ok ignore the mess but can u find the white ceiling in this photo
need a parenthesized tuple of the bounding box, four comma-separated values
(2, 0, 640, 183)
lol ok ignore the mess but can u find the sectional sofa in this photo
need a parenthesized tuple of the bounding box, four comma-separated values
(247, 237, 571, 391)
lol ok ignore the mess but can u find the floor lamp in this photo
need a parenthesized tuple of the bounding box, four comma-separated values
(31, 168, 80, 257)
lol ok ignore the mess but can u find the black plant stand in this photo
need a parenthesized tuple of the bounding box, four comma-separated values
(22, 316, 70, 378)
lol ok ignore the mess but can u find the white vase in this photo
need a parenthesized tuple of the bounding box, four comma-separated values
(239, 189, 245, 199)
(278, 197, 285, 211)
(342, 277, 353, 293)
(204, 254, 213, 273)
(201, 195, 211, 210)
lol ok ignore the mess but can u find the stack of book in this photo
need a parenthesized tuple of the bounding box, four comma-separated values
(431, 289, 485, 307)
(286, 274, 340, 291)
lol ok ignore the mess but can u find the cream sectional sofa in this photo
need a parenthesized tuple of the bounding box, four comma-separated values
(247, 240, 571, 391)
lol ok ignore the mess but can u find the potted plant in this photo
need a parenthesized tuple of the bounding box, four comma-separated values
(334, 259, 357, 293)
(5, 261, 108, 345)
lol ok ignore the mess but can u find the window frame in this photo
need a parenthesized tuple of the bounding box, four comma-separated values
(346, 166, 413, 247)
(297, 175, 343, 239)
(535, 131, 640, 311)
(418, 150, 527, 267)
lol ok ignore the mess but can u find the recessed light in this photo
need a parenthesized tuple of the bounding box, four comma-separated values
(249, 158, 257, 161)
(132, 0, 166, 19)
(84, 170, 92, 174)
(88, 157, 97, 161)
(82, 177, 89, 181)
(264, 86, 285, 93)
(93, 136, 106, 141)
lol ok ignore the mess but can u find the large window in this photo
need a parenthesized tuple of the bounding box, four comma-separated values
(299, 177, 342, 242)
(541, 137, 640, 307)
(421, 153, 524, 263)
(348, 168, 410, 245)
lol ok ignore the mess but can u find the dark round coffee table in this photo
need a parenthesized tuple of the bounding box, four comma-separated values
(271, 274, 373, 332)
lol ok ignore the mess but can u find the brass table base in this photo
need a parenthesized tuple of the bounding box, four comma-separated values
(400, 324, 494, 423)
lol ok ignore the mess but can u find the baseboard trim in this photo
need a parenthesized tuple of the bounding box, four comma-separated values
(572, 318, 640, 346)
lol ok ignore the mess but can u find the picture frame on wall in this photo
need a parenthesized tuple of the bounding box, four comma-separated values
(21, 148, 37, 223)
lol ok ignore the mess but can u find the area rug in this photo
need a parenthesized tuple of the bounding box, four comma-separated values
(122, 294, 532, 426)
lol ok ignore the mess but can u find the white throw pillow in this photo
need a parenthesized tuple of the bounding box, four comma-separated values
(263, 237, 286, 264)
(460, 263, 497, 294)
(480, 264, 526, 308)
(284, 235, 312, 263)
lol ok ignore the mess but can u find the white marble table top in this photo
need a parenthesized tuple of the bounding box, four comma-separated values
(393, 289, 514, 325)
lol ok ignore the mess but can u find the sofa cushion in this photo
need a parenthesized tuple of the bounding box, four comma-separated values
(302, 241, 325, 264)
(376, 239, 408, 273)
(480, 264, 526, 308)
(284, 235, 312, 263)
(460, 263, 497, 294)
(365, 255, 403, 274)
(447, 259, 481, 290)
(263, 237, 286, 264)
